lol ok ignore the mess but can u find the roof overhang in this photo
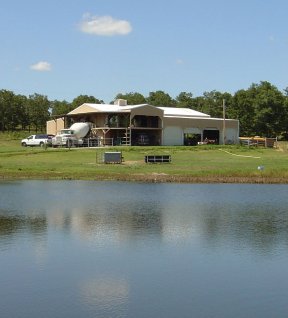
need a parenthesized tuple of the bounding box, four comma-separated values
(129, 104, 164, 118)
(67, 103, 164, 118)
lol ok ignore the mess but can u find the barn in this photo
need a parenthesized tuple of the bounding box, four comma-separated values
(47, 99, 239, 146)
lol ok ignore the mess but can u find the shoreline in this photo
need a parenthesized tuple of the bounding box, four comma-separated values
(1, 173, 288, 184)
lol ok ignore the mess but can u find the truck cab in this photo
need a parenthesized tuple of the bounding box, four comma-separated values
(51, 123, 91, 147)
(51, 129, 82, 147)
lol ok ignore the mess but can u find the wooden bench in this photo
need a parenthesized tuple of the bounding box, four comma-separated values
(145, 155, 171, 163)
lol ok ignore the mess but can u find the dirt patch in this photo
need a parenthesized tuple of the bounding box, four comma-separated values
(122, 160, 143, 165)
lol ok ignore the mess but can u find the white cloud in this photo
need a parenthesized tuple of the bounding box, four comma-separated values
(79, 14, 132, 36)
(176, 59, 184, 64)
(30, 61, 52, 71)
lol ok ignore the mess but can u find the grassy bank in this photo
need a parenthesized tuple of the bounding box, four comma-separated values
(1, 134, 288, 183)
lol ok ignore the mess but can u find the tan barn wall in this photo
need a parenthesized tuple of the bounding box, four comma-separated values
(46, 118, 65, 135)
(68, 104, 100, 115)
(130, 105, 163, 118)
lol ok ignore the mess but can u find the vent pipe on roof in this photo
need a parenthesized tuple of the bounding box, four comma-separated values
(114, 99, 127, 106)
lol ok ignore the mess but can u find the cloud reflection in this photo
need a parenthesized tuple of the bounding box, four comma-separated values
(79, 276, 129, 315)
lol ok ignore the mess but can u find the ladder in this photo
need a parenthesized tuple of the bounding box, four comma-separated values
(121, 129, 131, 146)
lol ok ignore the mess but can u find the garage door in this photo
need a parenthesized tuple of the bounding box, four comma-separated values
(163, 127, 183, 146)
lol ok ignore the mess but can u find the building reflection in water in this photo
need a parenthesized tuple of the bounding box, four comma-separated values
(1, 182, 288, 254)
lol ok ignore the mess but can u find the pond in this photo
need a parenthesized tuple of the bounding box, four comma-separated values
(1, 181, 288, 318)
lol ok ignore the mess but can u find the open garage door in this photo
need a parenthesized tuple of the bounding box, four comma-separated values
(184, 128, 201, 146)
(203, 129, 219, 144)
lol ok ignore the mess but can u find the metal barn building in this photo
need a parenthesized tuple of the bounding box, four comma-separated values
(47, 99, 239, 146)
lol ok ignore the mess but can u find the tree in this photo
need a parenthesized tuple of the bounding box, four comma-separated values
(71, 95, 103, 109)
(51, 100, 73, 116)
(114, 92, 147, 105)
(249, 81, 286, 137)
(175, 92, 194, 108)
(28, 94, 51, 132)
(201, 90, 233, 118)
(146, 90, 176, 107)
(13, 94, 28, 130)
(231, 89, 256, 136)
(0, 90, 28, 131)
(0, 90, 14, 131)
(231, 82, 287, 137)
(187, 96, 206, 113)
(283, 93, 288, 139)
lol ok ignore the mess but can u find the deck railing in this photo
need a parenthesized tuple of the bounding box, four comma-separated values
(82, 137, 114, 147)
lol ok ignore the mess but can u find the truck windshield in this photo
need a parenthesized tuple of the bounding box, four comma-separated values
(61, 130, 74, 134)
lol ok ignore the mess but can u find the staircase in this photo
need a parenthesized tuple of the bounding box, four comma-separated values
(121, 129, 131, 146)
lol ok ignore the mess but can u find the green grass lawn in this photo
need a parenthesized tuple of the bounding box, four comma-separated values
(1, 134, 288, 183)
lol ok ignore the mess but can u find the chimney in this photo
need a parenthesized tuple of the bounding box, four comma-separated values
(114, 99, 127, 106)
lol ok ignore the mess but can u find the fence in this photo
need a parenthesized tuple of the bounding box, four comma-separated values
(82, 137, 114, 147)
(239, 137, 277, 148)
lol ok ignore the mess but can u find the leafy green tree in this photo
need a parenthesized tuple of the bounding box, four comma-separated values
(282, 88, 288, 139)
(188, 96, 206, 113)
(201, 90, 233, 118)
(219, 93, 234, 122)
(147, 90, 176, 107)
(114, 92, 147, 105)
(28, 94, 51, 132)
(231, 89, 256, 136)
(13, 94, 28, 130)
(71, 95, 103, 109)
(0, 90, 14, 131)
(175, 92, 194, 108)
(231, 82, 287, 137)
(250, 81, 286, 137)
(51, 100, 73, 116)
(0, 90, 28, 131)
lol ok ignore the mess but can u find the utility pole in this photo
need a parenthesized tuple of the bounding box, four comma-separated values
(223, 99, 226, 145)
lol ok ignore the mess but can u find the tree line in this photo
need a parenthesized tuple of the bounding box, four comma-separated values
(1, 81, 288, 138)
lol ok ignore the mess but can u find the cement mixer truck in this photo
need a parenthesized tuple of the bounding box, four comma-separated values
(52, 122, 91, 147)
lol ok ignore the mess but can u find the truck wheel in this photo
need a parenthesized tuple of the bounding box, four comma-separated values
(66, 139, 72, 148)
(22, 142, 27, 147)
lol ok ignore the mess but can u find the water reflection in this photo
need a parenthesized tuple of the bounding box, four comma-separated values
(0, 215, 47, 240)
(1, 181, 288, 318)
(80, 276, 129, 316)
(1, 181, 288, 254)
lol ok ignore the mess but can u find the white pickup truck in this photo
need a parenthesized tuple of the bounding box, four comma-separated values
(21, 134, 52, 147)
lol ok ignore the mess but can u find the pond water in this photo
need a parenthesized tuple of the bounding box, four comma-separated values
(1, 181, 288, 318)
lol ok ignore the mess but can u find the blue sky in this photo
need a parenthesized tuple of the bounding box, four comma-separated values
(1, 0, 288, 103)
